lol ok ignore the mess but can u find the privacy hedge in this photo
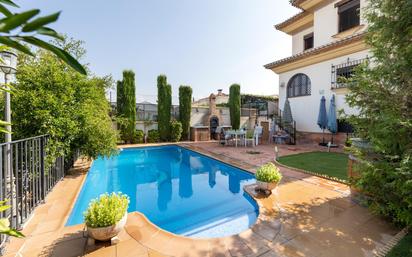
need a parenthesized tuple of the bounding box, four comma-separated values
(116, 80, 124, 115)
(229, 84, 241, 130)
(157, 75, 171, 141)
(179, 86, 192, 140)
(119, 70, 136, 143)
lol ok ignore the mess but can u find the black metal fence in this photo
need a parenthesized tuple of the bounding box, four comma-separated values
(0, 135, 66, 249)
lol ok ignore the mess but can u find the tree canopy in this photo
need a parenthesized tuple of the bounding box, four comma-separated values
(346, 0, 412, 226)
(11, 37, 117, 160)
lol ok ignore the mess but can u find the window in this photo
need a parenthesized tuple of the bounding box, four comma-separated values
(337, 0, 360, 32)
(304, 33, 314, 50)
(331, 57, 367, 88)
(287, 73, 311, 98)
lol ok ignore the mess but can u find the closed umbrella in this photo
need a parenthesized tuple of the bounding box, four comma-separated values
(327, 94, 338, 146)
(283, 99, 293, 124)
(317, 96, 328, 146)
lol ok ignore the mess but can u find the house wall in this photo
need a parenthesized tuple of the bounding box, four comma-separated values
(291, 0, 368, 52)
(278, 49, 370, 133)
(292, 27, 314, 55)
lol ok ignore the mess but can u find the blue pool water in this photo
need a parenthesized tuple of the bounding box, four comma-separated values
(66, 145, 258, 238)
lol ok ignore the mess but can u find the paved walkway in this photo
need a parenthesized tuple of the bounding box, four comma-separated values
(3, 143, 400, 257)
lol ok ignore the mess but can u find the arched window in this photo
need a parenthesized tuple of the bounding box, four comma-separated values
(287, 73, 311, 98)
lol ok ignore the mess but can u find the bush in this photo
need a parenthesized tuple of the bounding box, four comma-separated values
(178, 86, 192, 140)
(84, 192, 129, 228)
(255, 163, 282, 183)
(131, 130, 144, 144)
(147, 129, 160, 143)
(229, 84, 241, 130)
(170, 120, 182, 142)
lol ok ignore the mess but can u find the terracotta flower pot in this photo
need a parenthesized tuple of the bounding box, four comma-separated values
(87, 213, 127, 241)
(256, 181, 278, 191)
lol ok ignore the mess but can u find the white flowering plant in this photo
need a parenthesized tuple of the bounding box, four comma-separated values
(255, 163, 282, 183)
(84, 192, 129, 228)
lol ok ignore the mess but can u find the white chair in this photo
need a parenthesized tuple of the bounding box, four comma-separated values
(255, 125, 263, 146)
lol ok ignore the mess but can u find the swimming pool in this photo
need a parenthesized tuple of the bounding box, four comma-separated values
(66, 145, 258, 238)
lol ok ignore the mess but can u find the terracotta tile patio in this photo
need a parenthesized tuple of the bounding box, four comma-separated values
(3, 142, 401, 257)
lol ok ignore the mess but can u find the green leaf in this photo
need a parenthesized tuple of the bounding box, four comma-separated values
(0, 204, 10, 212)
(0, 4, 12, 17)
(18, 36, 87, 75)
(0, 37, 34, 56)
(36, 27, 64, 40)
(3, 229, 24, 238)
(0, 9, 40, 32)
(22, 12, 60, 32)
(0, 218, 9, 230)
(0, 0, 18, 8)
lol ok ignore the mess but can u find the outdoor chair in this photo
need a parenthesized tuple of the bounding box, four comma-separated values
(255, 125, 263, 146)
(244, 130, 255, 147)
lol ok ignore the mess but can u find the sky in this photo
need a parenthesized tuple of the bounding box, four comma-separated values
(17, 0, 299, 103)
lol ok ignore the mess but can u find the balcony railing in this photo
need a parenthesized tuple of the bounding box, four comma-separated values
(331, 57, 368, 89)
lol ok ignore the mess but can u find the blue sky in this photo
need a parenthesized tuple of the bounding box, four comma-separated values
(17, 0, 299, 103)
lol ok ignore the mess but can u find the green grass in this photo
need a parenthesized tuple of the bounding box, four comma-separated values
(277, 151, 348, 181)
(386, 233, 412, 257)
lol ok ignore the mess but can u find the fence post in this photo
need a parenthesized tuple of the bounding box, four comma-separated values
(40, 138, 45, 200)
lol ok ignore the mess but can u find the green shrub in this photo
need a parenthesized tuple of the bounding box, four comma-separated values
(131, 130, 144, 144)
(170, 120, 183, 142)
(84, 192, 129, 228)
(229, 84, 241, 130)
(255, 163, 282, 183)
(178, 86, 192, 140)
(147, 129, 160, 143)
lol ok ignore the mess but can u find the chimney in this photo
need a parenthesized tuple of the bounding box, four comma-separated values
(217, 89, 223, 96)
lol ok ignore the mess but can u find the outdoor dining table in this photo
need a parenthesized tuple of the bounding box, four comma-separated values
(226, 130, 246, 147)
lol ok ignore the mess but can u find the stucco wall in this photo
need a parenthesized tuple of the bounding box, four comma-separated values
(292, 27, 314, 55)
(314, 0, 368, 47)
(278, 49, 370, 133)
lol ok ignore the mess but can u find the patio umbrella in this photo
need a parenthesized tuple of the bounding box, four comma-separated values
(317, 96, 328, 146)
(327, 94, 338, 145)
(283, 99, 293, 125)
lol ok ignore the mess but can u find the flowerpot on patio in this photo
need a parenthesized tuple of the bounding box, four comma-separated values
(256, 181, 278, 191)
(87, 212, 127, 241)
(255, 163, 282, 194)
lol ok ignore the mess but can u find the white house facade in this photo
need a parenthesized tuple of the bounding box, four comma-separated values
(265, 0, 370, 138)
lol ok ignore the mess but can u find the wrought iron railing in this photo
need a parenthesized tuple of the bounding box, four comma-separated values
(0, 135, 67, 250)
(331, 57, 368, 89)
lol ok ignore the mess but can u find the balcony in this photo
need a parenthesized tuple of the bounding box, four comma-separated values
(331, 57, 368, 89)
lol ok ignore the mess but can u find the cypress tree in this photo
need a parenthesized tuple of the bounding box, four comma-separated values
(229, 84, 241, 130)
(121, 70, 136, 143)
(116, 80, 124, 115)
(179, 86, 192, 140)
(157, 75, 172, 141)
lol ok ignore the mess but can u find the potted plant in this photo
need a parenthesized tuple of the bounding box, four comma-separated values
(255, 163, 282, 191)
(84, 192, 129, 241)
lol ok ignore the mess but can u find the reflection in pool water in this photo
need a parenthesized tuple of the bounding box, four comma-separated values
(66, 146, 258, 238)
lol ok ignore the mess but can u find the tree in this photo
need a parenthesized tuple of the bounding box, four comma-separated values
(229, 84, 241, 130)
(12, 37, 117, 160)
(346, 0, 412, 226)
(117, 70, 136, 143)
(116, 80, 124, 115)
(179, 86, 192, 140)
(157, 75, 171, 141)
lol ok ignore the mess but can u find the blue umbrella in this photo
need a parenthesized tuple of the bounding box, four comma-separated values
(317, 96, 328, 145)
(327, 94, 338, 144)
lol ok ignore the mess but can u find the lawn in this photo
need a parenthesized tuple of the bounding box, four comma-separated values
(277, 151, 348, 181)
(386, 233, 412, 257)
